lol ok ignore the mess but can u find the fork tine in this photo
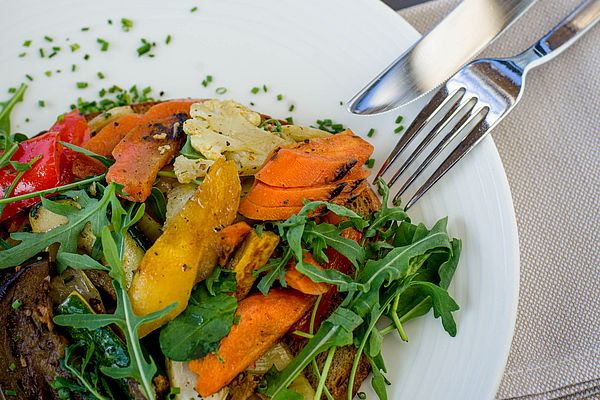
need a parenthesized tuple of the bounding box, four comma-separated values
(403, 106, 491, 210)
(392, 97, 480, 200)
(373, 86, 463, 184)
(387, 93, 475, 188)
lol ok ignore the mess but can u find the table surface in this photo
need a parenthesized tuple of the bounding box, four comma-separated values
(383, 0, 427, 9)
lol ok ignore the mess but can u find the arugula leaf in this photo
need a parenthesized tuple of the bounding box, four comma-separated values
(0, 186, 113, 269)
(303, 222, 364, 267)
(59, 141, 114, 169)
(0, 83, 27, 135)
(0, 154, 42, 217)
(56, 252, 109, 273)
(147, 187, 167, 223)
(159, 283, 238, 361)
(257, 247, 292, 295)
(205, 266, 237, 296)
(179, 135, 205, 159)
(408, 281, 459, 336)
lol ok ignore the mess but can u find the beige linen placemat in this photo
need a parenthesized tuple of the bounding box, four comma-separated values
(397, 1, 600, 399)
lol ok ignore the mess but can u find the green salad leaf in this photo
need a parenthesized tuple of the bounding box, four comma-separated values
(159, 278, 238, 361)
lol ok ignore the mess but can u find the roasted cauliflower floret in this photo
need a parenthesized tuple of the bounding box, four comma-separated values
(183, 100, 289, 175)
(172, 155, 214, 184)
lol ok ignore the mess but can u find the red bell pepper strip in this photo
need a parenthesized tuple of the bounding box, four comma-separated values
(0, 110, 91, 222)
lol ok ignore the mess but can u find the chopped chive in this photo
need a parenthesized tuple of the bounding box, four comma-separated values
(4, 389, 16, 396)
(190, 6, 198, 12)
(52, 46, 60, 52)
(97, 38, 109, 51)
(44, 70, 52, 77)
(250, 87, 260, 94)
(8, 88, 16, 94)
(38, 48, 45, 58)
(83, 54, 90, 60)
(76, 82, 89, 89)
(365, 158, 375, 168)
(357, 392, 367, 400)
(394, 125, 405, 134)
(8, 362, 16, 371)
(137, 39, 153, 56)
(107, 19, 113, 25)
(70, 43, 80, 52)
(97, 72, 105, 79)
(215, 87, 227, 95)
(81, 26, 90, 31)
(11, 299, 22, 310)
(44, 35, 53, 42)
(339, 101, 343, 106)
(71, 64, 77, 72)
(201, 75, 213, 87)
(25, 118, 30, 123)
(165, 34, 172, 44)
(18, 52, 26, 58)
(367, 128, 375, 137)
(23, 40, 32, 47)
(395, 115, 404, 124)
(48, 52, 57, 58)
(288, 104, 295, 112)
(285, 116, 294, 124)
(38, 100, 45, 108)
(262, 84, 268, 92)
(25, 74, 33, 82)
(276, 94, 283, 101)
(121, 17, 134, 32)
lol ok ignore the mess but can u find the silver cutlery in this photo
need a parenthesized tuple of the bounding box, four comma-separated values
(347, 0, 538, 114)
(374, 0, 600, 210)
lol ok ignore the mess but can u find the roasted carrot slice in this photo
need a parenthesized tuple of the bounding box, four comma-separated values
(284, 252, 330, 295)
(72, 114, 144, 179)
(141, 100, 199, 120)
(255, 130, 373, 187)
(243, 168, 369, 208)
(189, 289, 314, 397)
(216, 221, 252, 266)
(239, 181, 368, 221)
(85, 113, 144, 156)
(238, 197, 302, 221)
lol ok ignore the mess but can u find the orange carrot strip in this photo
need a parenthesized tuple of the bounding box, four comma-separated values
(216, 221, 253, 266)
(243, 168, 369, 208)
(255, 130, 373, 188)
(141, 100, 199, 120)
(284, 252, 330, 295)
(189, 289, 314, 397)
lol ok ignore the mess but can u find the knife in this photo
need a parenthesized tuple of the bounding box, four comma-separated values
(347, 0, 538, 115)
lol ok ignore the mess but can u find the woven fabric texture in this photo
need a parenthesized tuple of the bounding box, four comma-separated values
(398, 1, 600, 399)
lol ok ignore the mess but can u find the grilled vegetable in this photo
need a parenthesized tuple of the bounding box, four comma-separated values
(227, 229, 280, 299)
(189, 288, 314, 397)
(216, 221, 252, 266)
(129, 159, 241, 337)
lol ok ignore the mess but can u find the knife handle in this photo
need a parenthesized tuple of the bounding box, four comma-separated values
(514, 0, 600, 70)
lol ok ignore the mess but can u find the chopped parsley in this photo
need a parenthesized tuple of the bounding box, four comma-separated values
(121, 17, 134, 32)
(137, 38, 154, 56)
(11, 299, 22, 310)
(365, 158, 375, 168)
(70, 43, 80, 52)
(201, 75, 213, 87)
(97, 38, 109, 51)
(97, 72, 105, 79)
(276, 94, 283, 101)
(23, 40, 32, 47)
(250, 87, 260, 94)
(38, 100, 45, 108)
(314, 118, 345, 134)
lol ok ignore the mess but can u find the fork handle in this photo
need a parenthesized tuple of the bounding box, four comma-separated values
(514, 0, 600, 70)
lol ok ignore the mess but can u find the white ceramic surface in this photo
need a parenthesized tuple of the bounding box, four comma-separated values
(0, 1, 520, 399)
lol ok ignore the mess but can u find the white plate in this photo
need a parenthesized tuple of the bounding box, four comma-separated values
(0, 1, 519, 399)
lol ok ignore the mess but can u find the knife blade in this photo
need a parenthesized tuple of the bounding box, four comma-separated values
(347, 0, 538, 115)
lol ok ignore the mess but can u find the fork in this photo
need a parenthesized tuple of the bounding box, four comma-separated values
(375, 0, 600, 210)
